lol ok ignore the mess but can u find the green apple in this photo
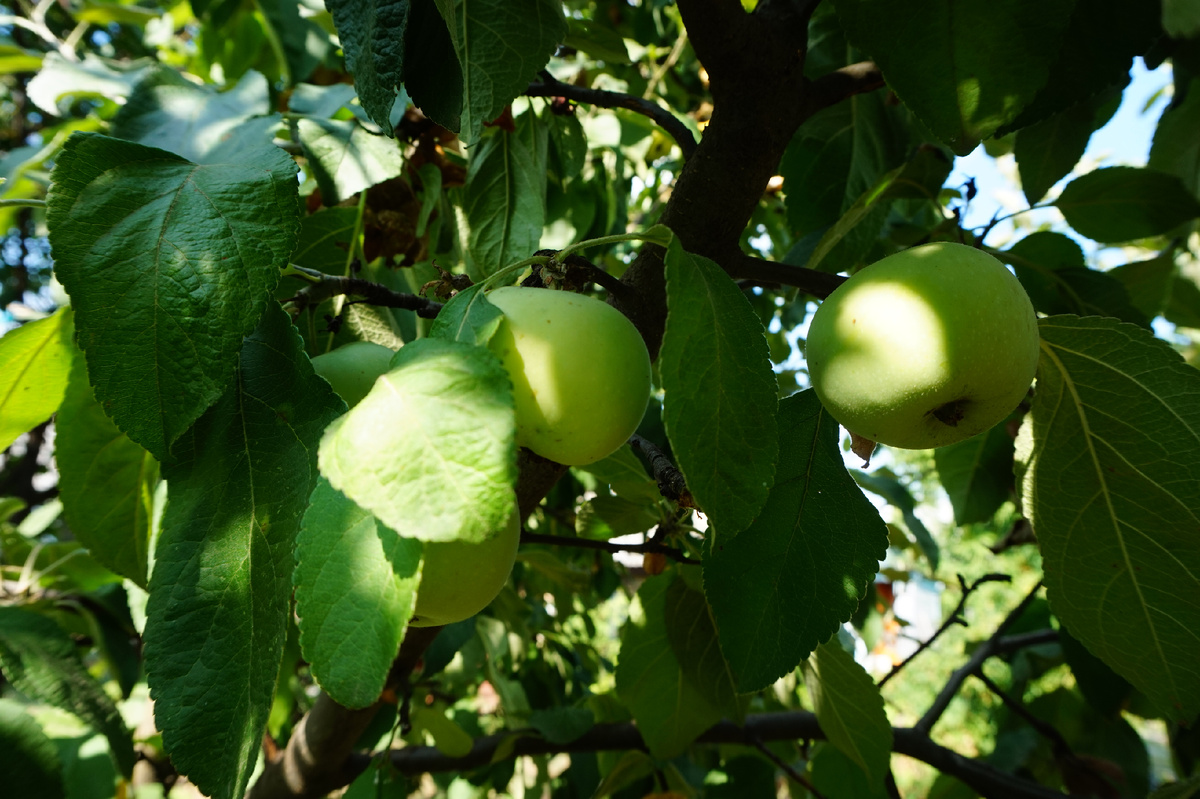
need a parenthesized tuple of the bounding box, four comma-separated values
(311, 341, 396, 409)
(485, 286, 652, 466)
(805, 242, 1039, 449)
(409, 510, 521, 627)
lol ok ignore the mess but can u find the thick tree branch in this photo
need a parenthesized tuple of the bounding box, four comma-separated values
(802, 61, 886, 118)
(527, 73, 698, 160)
(727, 253, 848, 298)
(385, 711, 1070, 799)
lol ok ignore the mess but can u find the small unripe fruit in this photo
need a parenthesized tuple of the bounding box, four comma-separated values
(486, 286, 652, 466)
(409, 511, 521, 627)
(311, 341, 396, 408)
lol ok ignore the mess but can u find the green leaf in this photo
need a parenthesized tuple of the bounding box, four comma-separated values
(143, 303, 344, 799)
(1109, 256, 1178, 322)
(830, 0, 1074, 153)
(1150, 78, 1200, 199)
(411, 706, 474, 757)
(428, 282, 505, 346)
(325, 0, 410, 136)
(614, 575, 724, 758)
(0, 698, 65, 799)
(0, 606, 136, 777)
(664, 574, 745, 722)
(1000, 232, 1150, 325)
(295, 478, 421, 709)
(1016, 315, 1200, 722)
(295, 118, 406, 204)
(576, 494, 658, 539)
(704, 391, 888, 692)
(1165, 0, 1200, 38)
(933, 420, 1016, 526)
(662, 240, 778, 536)
(432, 0, 566, 146)
(805, 640, 893, 790)
(810, 743, 891, 799)
(851, 470, 939, 570)
(1015, 87, 1120, 204)
(806, 148, 951, 273)
(402, 0, 463, 131)
(546, 110, 587, 181)
(1054, 166, 1200, 244)
(576, 445, 660, 504)
(1059, 625, 1133, 717)
(1151, 774, 1200, 799)
(319, 337, 517, 543)
(111, 69, 273, 163)
(47, 132, 300, 462)
(56, 354, 159, 588)
(257, 0, 330, 85)
(26, 52, 153, 115)
(528, 706, 595, 744)
(463, 129, 545, 275)
(998, 0, 1161, 135)
(0, 307, 74, 452)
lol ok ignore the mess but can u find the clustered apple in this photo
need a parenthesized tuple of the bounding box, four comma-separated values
(805, 241, 1039, 450)
(486, 286, 653, 466)
(311, 340, 396, 408)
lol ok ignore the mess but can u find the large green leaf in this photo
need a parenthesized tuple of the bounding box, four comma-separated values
(1150, 78, 1200, 199)
(662, 240, 778, 537)
(47, 132, 300, 462)
(110, 69, 273, 163)
(1054, 167, 1200, 244)
(463, 129, 545, 275)
(319, 337, 517, 543)
(997, 0, 1161, 135)
(0, 307, 74, 452)
(704, 391, 888, 692)
(933, 420, 1015, 526)
(325, 0, 410, 136)
(1016, 315, 1200, 721)
(1015, 87, 1120, 204)
(614, 574, 724, 758)
(294, 118, 406, 204)
(294, 478, 422, 709)
(830, 0, 1074, 153)
(25, 52, 153, 115)
(432, 0, 566, 145)
(805, 640, 893, 790)
(143, 303, 344, 799)
(56, 354, 160, 588)
(0, 698, 65, 799)
(0, 607, 135, 777)
(664, 572, 744, 722)
(402, 0, 462, 130)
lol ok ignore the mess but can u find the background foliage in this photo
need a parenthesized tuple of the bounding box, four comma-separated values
(2, 0, 1200, 797)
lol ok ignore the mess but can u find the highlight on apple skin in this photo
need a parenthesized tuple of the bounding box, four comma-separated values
(311, 340, 396, 409)
(485, 286, 653, 466)
(805, 241, 1040, 450)
(409, 509, 522, 628)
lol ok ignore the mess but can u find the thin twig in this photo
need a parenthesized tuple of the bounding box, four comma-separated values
(972, 669, 1071, 755)
(628, 434, 692, 506)
(878, 573, 1011, 687)
(916, 582, 1044, 734)
(284, 264, 443, 319)
(527, 71, 698, 160)
(748, 735, 828, 799)
(520, 530, 698, 564)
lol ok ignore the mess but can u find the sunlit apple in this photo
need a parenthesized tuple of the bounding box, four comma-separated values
(805, 242, 1039, 449)
(486, 286, 652, 466)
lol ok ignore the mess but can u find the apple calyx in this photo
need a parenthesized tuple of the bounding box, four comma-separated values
(931, 399, 968, 427)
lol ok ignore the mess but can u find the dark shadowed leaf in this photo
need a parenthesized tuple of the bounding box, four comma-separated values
(704, 391, 887, 692)
(1054, 167, 1200, 244)
(662, 240, 778, 536)
(143, 303, 344, 799)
